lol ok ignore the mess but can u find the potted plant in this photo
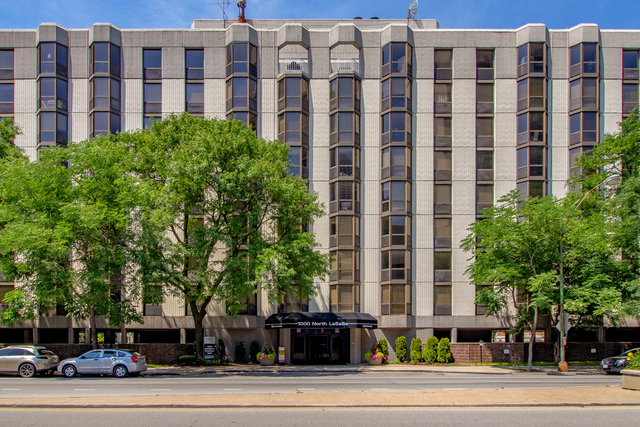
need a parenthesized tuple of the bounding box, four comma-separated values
(257, 343, 276, 365)
(364, 342, 387, 365)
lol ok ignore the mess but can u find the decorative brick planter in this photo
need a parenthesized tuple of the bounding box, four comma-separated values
(621, 369, 640, 390)
(367, 357, 383, 365)
(260, 357, 274, 365)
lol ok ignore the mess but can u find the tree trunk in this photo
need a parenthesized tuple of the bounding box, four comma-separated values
(526, 307, 539, 372)
(191, 301, 205, 362)
(90, 305, 97, 349)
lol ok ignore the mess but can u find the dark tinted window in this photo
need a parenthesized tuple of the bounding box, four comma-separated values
(0, 348, 11, 356)
(84, 350, 102, 358)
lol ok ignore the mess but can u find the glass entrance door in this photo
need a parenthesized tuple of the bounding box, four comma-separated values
(290, 329, 350, 364)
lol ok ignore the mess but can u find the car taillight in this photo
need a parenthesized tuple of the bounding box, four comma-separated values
(131, 356, 138, 363)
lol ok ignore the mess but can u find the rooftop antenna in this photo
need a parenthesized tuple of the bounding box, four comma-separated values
(211, 0, 231, 22)
(407, 0, 418, 20)
(237, 0, 247, 23)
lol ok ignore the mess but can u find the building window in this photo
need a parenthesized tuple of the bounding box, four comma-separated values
(622, 83, 639, 116)
(39, 43, 68, 77)
(623, 50, 639, 80)
(569, 112, 597, 146)
(381, 251, 410, 282)
(39, 111, 68, 146)
(382, 215, 409, 247)
(288, 146, 309, 178)
(0, 50, 14, 80)
(143, 116, 161, 129)
(434, 50, 452, 80)
(434, 117, 452, 148)
(434, 285, 452, 316)
(39, 78, 67, 111)
(330, 250, 359, 282)
(330, 284, 360, 313)
(226, 77, 257, 110)
(143, 49, 161, 80)
(0, 82, 14, 114)
(382, 43, 412, 77)
(281, 286, 310, 313)
(517, 43, 545, 77)
(330, 77, 360, 111)
(382, 181, 410, 213)
(279, 112, 309, 144)
(144, 83, 161, 115)
(91, 42, 120, 77)
(90, 77, 120, 111)
(569, 78, 597, 111)
(330, 111, 359, 145)
(381, 284, 410, 315)
(434, 184, 452, 215)
(330, 181, 359, 213)
(228, 291, 257, 316)
(228, 111, 257, 129)
(330, 216, 360, 247)
(90, 111, 120, 138)
(381, 146, 410, 179)
(517, 78, 545, 112)
(517, 112, 545, 145)
(517, 180, 546, 199)
(476, 50, 494, 80)
(434, 251, 452, 283)
(434, 151, 452, 182)
(476, 150, 493, 182)
(330, 146, 359, 179)
(186, 83, 204, 114)
(570, 43, 598, 78)
(185, 50, 204, 80)
(226, 42, 258, 77)
(279, 77, 309, 111)
(434, 218, 452, 249)
(476, 117, 494, 147)
(381, 77, 410, 112)
(517, 146, 545, 180)
(434, 83, 452, 114)
(381, 112, 410, 145)
(476, 83, 493, 114)
(569, 145, 593, 177)
(476, 184, 494, 214)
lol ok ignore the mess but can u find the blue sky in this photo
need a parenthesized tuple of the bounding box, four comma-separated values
(1, 0, 638, 30)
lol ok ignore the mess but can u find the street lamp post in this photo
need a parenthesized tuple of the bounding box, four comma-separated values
(558, 174, 621, 372)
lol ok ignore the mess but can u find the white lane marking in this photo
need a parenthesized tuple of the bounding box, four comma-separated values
(224, 389, 242, 391)
(297, 388, 315, 391)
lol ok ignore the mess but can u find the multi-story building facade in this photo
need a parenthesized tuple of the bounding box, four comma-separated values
(0, 18, 639, 363)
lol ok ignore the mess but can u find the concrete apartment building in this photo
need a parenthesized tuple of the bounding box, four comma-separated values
(0, 17, 639, 364)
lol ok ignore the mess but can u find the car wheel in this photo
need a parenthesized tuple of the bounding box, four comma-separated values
(19, 363, 36, 378)
(62, 365, 77, 378)
(113, 365, 128, 378)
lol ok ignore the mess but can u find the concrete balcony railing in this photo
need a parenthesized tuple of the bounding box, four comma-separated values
(330, 59, 360, 75)
(278, 59, 309, 74)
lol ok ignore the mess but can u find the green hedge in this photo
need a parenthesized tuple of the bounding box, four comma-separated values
(437, 337, 452, 363)
(395, 336, 407, 363)
(423, 336, 439, 364)
(410, 338, 423, 364)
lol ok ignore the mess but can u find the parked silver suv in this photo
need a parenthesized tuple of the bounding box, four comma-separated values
(0, 345, 59, 377)
(57, 349, 147, 378)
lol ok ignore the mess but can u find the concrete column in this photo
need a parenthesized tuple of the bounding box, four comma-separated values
(281, 329, 291, 365)
(32, 328, 39, 344)
(68, 328, 75, 344)
(450, 328, 457, 343)
(509, 334, 517, 343)
(350, 329, 362, 364)
(597, 327, 606, 343)
(180, 328, 187, 344)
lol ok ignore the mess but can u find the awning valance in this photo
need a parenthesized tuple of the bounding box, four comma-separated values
(265, 312, 377, 329)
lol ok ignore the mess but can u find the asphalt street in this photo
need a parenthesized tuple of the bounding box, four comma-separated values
(0, 371, 621, 398)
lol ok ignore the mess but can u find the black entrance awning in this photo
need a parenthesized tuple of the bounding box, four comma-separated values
(265, 312, 377, 330)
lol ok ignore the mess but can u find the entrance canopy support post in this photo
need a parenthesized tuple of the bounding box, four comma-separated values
(350, 328, 361, 364)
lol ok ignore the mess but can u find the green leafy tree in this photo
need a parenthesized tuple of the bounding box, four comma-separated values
(410, 337, 422, 364)
(437, 337, 452, 363)
(462, 191, 637, 371)
(395, 336, 407, 363)
(125, 114, 329, 360)
(422, 336, 439, 364)
(0, 137, 152, 346)
(0, 117, 24, 160)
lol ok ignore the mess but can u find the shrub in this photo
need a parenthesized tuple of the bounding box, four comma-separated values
(234, 341, 246, 363)
(437, 337, 452, 363)
(249, 340, 260, 363)
(410, 338, 423, 364)
(178, 355, 196, 365)
(624, 351, 640, 371)
(365, 342, 387, 363)
(217, 339, 226, 363)
(423, 336, 439, 364)
(378, 338, 389, 361)
(395, 336, 407, 363)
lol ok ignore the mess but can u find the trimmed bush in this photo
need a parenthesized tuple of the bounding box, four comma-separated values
(395, 336, 407, 363)
(410, 338, 423, 364)
(422, 336, 439, 364)
(178, 354, 196, 365)
(249, 340, 260, 363)
(217, 339, 226, 363)
(437, 337, 452, 363)
(234, 341, 246, 363)
(378, 338, 389, 360)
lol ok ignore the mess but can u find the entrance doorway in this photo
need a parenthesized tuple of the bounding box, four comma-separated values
(291, 329, 350, 364)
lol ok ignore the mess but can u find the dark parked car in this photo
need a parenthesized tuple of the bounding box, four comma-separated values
(0, 345, 59, 377)
(600, 347, 640, 374)
(57, 349, 147, 378)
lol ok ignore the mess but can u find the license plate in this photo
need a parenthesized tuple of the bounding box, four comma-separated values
(602, 364, 608, 369)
